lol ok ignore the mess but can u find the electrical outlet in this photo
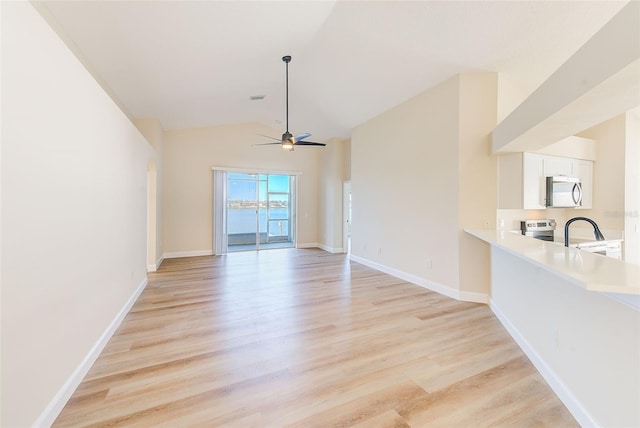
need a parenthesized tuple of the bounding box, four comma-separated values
(378, 247, 383, 255)
(425, 258, 432, 269)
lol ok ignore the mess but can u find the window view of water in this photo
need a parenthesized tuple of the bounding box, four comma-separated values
(225, 173, 294, 249)
(227, 207, 289, 235)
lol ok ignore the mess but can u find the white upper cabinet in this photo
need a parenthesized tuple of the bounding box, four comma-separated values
(498, 152, 545, 209)
(498, 152, 593, 210)
(543, 156, 573, 177)
(523, 153, 546, 209)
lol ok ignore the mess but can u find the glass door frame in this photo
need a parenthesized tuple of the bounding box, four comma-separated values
(226, 172, 261, 251)
(266, 174, 293, 244)
(213, 167, 298, 254)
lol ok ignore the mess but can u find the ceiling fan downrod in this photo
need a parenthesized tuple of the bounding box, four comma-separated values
(255, 55, 325, 150)
(283, 55, 291, 134)
(282, 55, 293, 150)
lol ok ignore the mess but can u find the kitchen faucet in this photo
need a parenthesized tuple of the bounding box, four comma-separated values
(564, 216, 605, 247)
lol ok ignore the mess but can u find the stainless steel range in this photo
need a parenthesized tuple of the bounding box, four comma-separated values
(521, 219, 556, 242)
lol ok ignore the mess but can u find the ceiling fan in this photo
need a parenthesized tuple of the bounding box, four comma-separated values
(257, 55, 326, 151)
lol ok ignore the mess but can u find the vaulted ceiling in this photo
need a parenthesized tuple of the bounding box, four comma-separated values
(37, 1, 627, 142)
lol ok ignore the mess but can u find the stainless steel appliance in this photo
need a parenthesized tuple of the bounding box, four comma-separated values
(546, 176, 582, 208)
(521, 219, 556, 241)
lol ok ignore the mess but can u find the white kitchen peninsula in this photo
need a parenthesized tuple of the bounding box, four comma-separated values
(467, 229, 639, 295)
(466, 229, 639, 428)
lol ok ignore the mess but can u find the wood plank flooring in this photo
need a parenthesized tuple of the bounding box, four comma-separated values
(53, 249, 577, 427)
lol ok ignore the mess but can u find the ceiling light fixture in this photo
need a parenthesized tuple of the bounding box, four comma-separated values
(282, 136, 294, 151)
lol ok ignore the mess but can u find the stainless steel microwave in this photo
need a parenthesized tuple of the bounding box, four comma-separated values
(546, 176, 582, 207)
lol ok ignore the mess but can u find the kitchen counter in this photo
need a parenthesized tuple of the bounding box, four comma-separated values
(465, 229, 640, 295)
(552, 235, 623, 246)
(552, 234, 623, 259)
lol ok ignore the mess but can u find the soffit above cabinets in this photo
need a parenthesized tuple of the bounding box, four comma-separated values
(492, 2, 640, 154)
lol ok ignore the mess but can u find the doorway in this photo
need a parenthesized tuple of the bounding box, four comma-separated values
(343, 180, 352, 254)
(225, 173, 295, 252)
(146, 160, 158, 271)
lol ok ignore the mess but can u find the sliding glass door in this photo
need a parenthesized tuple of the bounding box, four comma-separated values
(224, 173, 295, 253)
(266, 174, 291, 244)
(227, 173, 259, 250)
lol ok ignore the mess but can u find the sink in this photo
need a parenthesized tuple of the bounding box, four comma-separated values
(553, 235, 621, 247)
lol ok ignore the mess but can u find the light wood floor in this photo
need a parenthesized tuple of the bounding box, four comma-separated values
(54, 249, 577, 427)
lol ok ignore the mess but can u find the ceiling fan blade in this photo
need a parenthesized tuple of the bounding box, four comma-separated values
(294, 141, 326, 146)
(294, 133, 311, 142)
(255, 142, 284, 146)
(257, 133, 281, 141)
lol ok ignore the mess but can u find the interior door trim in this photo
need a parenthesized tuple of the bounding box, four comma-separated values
(211, 166, 302, 176)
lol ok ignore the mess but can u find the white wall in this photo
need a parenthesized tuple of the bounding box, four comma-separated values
(350, 73, 497, 300)
(351, 76, 461, 295)
(135, 118, 164, 270)
(343, 139, 351, 181)
(317, 138, 347, 253)
(625, 109, 640, 265)
(457, 73, 498, 299)
(496, 73, 537, 124)
(579, 115, 626, 232)
(534, 135, 597, 160)
(491, 247, 640, 427)
(162, 124, 320, 255)
(1, 2, 156, 426)
(576, 114, 640, 264)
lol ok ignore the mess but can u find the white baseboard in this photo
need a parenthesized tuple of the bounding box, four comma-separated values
(349, 254, 461, 301)
(317, 243, 344, 254)
(489, 300, 598, 428)
(146, 255, 164, 272)
(165, 247, 334, 257)
(296, 242, 319, 249)
(348, 254, 489, 304)
(164, 249, 213, 259)
(459, 290, 490, 304)
(35, 277, 149, 427)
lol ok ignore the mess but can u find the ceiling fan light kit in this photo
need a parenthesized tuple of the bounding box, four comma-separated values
(256, 55, 326, 151)
(282, 133, 294, 151)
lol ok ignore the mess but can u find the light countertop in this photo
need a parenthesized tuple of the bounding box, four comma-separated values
(465, 229, 640, 296)
(552, 235, 623, 245)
